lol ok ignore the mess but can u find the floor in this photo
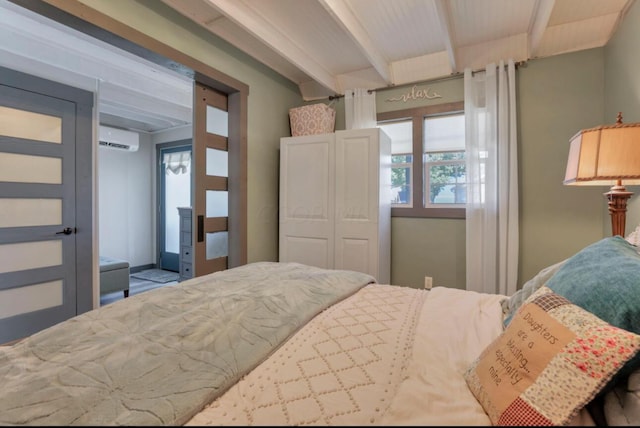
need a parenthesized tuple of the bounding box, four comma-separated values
(99, 270, 179, 306)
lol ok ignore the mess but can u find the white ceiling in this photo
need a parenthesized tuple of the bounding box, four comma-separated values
(162, 0, 635, 100)
(0, 0, 635, 133)
(0, 0, 193, 134)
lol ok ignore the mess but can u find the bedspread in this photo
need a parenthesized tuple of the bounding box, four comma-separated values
(187, 286, 508, 426)
(0, 262, 374, 426)
(187, 283, 428, 426)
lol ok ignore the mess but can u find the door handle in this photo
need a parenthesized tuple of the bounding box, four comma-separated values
(55, 227, 75, 235)
(197, 215, 204, 242)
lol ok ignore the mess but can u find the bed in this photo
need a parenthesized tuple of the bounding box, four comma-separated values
(1, 236, 640, 426)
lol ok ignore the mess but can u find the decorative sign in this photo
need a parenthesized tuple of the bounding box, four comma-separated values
(385, 85, 442, 103)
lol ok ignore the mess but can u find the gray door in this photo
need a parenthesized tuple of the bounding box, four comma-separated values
(0, 66, 93, 344)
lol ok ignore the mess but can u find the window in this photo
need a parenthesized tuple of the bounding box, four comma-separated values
(378, 101, 465, 218)
(423, 113, 466, 207)
(381, 120, 413, 206)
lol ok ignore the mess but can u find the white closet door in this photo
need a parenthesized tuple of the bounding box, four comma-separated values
(334, 128, 391, 283)
(279, 133, 334, 269)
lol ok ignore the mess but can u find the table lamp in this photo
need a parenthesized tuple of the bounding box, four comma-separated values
(564, 112, 640, 237)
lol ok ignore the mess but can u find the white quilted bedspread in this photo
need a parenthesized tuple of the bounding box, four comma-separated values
(187, 283, 428, 426)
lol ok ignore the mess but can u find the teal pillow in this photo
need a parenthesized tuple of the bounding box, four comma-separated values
(546, 236, 640, 388)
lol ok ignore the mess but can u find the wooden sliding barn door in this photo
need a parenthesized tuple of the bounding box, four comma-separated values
(193, 82, 231, 276)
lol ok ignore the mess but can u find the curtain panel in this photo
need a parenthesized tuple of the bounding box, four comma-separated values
(164, 151, 191, 175)
(345, 88, 377, 129)
(464, 59, 519, 296)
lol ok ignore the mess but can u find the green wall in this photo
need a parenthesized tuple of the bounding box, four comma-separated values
(76, 0, 639, 291)
(605, 1, 640, 233)
(517, 50, 606, 283)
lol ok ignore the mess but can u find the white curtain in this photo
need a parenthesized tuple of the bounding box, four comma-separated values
(164, 151, 191, 175)
(464, 59, 519, 296)
(345, 88, 377, 129)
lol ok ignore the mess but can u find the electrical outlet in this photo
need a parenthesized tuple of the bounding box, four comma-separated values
(424, 276, 433, 290)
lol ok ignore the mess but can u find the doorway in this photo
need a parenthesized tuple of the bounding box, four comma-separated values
(158, 141, 192, 272)
(7, 0, 248, 299)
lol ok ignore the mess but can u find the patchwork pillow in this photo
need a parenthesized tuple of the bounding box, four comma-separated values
(501, 259, 566, 327)
(465, 286, 640, 426)
(546, 236, 640, 386)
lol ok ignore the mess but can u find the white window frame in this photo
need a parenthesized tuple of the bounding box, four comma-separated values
(423, 152, 466, 208)
(391, 152, 413, 207)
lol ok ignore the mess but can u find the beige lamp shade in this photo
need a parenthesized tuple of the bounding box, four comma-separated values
(563, 113, 640, 237)
(564, 119, 640, 186)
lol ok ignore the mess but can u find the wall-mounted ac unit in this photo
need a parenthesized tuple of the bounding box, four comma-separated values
(98, 125, 139, 152)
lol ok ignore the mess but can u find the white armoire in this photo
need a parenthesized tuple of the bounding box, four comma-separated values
(279, 127, 391, 283)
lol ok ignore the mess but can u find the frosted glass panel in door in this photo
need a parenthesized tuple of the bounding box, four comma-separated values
(206, 190, 228, 218)
(0, 106, 61, 143)
(0, 153, 61, 183)
(206, 231, 228, 259)
(0, 198, 61, 227)
(0, 240, 62, 274)
(0, 280, 63, 319)
(206, 106, 228, 137)
(206, 148, 228, 177)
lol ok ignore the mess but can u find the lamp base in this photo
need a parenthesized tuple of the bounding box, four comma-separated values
(605, 184, 633, 237)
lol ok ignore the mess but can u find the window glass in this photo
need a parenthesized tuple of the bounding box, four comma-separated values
(379, 120, 413, 207)
(423, 114, 466, 207)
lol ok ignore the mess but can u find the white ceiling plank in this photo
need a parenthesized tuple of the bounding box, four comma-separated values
(204, 17, 311, 85)
(528, 0, 556, 58)
(0, 0, 192, 133)
(0, 46, 97, 93)
(204, 0, 339, 93)
(98, 82, 192, 125)
(548, 0, 629, 26)
(391, 51, 453, 87)
(318, 0, 392, 85)
(163, 0, 309, 85)
(336, 67, 389, 95)
(536, 13, 620, 58)
(456, 33, 528, 72)
(99, 102, 187, 130)
(298, 80, 336, 101)
(433, 0, 458, 73)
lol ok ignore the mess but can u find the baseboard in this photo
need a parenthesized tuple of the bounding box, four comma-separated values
(129, 263, 155, 274)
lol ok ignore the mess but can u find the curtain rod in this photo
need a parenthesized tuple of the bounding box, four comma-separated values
(327, 60, 526, 101)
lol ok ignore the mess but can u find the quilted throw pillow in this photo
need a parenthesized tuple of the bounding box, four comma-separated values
(465, 286, 640, 426)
